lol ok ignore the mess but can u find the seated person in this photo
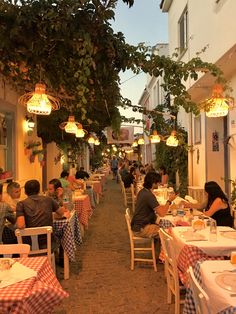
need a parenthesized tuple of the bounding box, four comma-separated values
(183, 181, 233, 227)
(16, 180, 64, 249)
(159, 166, 169, 186)
(123, 167, 135, 189)
(75, 167, 89, 180)
(48, 178, 64, 206)
(3, 181, 21, 212)
(59, 170, 75, 190)
(119, 162, 129, 182)
(48, 178, 73, 212)
(0, 184, 16, 244)
(131, 172, 176, 238)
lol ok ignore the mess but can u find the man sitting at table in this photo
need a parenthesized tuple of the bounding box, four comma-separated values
(16, 180, 64, 249)
(0, 183, 16, 244)
(3, 181, 22, 212)
(131, 172, 176, 238)
(75, 167, 90, 180)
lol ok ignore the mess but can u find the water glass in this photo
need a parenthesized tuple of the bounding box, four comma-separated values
(209, 219, 217, 241)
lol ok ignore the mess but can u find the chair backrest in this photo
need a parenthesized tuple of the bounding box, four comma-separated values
(0, 244, 30, 258)
(125, 208, 134, 243)
(188, 266, 210, 314)
(121, 181, 127, 206)
(15, 226, 52, 263)
(159, 228, 179, 289)
(130, 184, 135, 213)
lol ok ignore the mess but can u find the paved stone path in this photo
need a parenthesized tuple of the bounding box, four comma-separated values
(54, 176, 175, 314)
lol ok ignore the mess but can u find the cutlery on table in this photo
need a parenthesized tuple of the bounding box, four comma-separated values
(211, 269, 236, 273)
(185, 239, 208, 242)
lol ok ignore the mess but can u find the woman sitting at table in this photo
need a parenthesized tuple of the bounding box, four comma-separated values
(123, 166, 136, 189)
(184, 181, 233, 227)
(159, 166, 169, 186)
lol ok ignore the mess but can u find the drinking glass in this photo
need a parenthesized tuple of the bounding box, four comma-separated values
(209, 219, 217, 241)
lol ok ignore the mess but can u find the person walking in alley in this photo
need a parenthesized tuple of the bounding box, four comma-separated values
(131, 172, 176, 238)
(110, 156, 118, 181)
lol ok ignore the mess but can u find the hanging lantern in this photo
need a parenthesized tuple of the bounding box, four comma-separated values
(150, 130, 161, 143)
(94, 139, 100, 145)
(88, 135, 95, 144)
(75, 123, 87, 138)
(166, 131, 179, 147)
(59, 116, 80, 134)
(138, 137, 145, 145)
(132, 140, 138, 147)
(19, 83, 60, 115)
(202, 84, 234, 118)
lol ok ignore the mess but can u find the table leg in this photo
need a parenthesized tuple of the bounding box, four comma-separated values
(96, 193, 100, 204)
(64, 251, 70, 280)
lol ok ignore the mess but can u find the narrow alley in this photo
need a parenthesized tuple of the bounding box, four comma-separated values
(54, 176, 174, 314)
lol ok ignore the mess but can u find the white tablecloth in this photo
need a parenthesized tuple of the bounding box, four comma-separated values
(200, 260, 236, 313)
(172, 226, 236, 257)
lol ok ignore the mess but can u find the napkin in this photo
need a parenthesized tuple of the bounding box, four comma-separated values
(185, 195, 198, 204)
(0, 262, 37, 288)
(173, 196, 185, 205)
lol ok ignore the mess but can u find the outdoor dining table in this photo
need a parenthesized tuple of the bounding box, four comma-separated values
(172, 226, 236, 258)
(73, 194, 93, 229)
(184, 260, 236, 314)
(53, 210, 82, 280)
(0, 256, 68, 314)
(86, 180, 102, 204)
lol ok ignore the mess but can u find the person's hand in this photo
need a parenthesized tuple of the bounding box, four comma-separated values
(168, 192, 177, 202)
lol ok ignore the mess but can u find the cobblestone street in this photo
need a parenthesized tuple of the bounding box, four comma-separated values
(54, 176, 174, 314)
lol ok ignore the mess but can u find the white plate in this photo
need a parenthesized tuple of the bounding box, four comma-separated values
(221, 232, 236, 239)
(215, 273, 236, 292)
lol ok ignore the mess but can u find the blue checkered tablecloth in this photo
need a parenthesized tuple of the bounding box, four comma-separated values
(183, 261, 236, 314)
(159, 219, 174, 229)
(53, 211, 82, 261)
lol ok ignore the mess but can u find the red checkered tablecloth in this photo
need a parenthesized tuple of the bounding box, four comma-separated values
(177, 244, 224, 286)
(74, 195, 92, 228)
(0, 256, 68, 314)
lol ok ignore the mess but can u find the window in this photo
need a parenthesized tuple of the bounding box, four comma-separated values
(0, 111, 14, 176)
(179, 7, 188, 54)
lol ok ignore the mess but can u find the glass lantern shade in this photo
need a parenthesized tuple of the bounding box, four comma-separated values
(150, 130, 161, 143)
(138, 138, 145, 145)
(76, 124, 86, 138)
(166, 131, 179, 147)
(206, 97, 229, 117)
(204, 84, 234, 118)
(132, 141, 138, 147)
(64, 116, 78, 134)
(27, 84, 52, 115)
(88, 136, 95, 144)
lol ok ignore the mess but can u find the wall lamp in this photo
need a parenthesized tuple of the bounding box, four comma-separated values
(25, 115, 35, 135)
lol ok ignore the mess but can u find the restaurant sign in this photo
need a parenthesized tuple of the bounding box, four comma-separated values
(106, 127, 134, 144)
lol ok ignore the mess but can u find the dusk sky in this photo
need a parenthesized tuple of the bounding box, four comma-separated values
(111, 0, 168, 122)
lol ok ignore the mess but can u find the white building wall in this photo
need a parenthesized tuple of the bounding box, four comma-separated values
(163, 0, 236, 190)
(0, 77, 42, 189)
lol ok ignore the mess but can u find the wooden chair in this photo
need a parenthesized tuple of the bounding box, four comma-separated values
(159, 228, 185, 314)
(15, 226, 56, 273)
(125, 208, 157, 271)
(188, 266, 210, 314)
(122, 182, 136, 213)
(0, 244, 30, 258)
